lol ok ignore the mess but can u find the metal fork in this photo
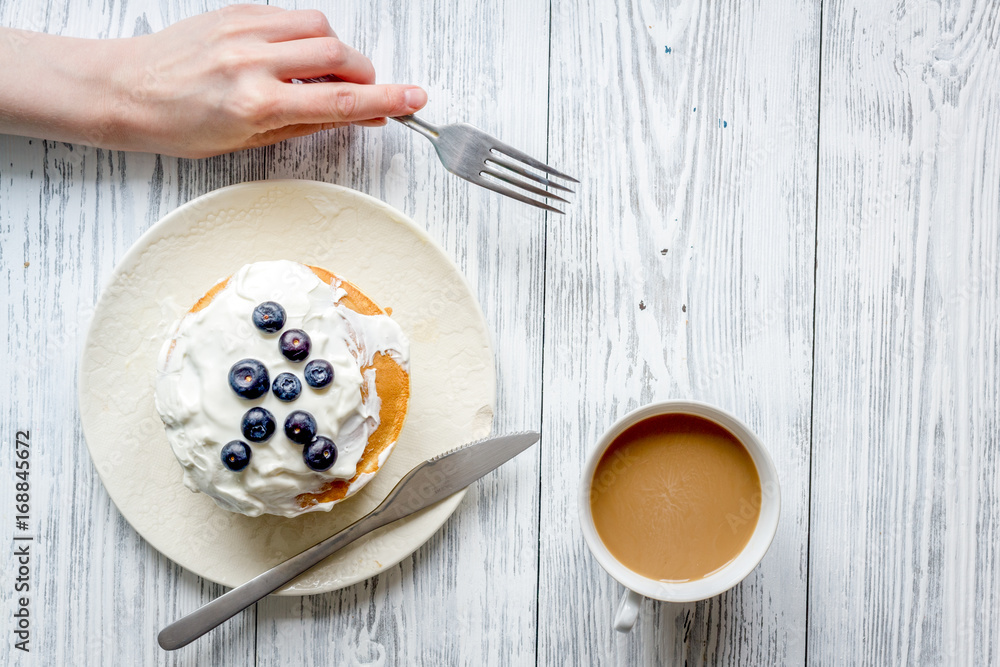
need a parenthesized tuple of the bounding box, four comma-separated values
(299, 76, 575, 211)
(390, 115, 577, 213)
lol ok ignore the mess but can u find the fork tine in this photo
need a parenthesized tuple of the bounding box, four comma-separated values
(482, 168, 571, 205)
(489, 144, 578, 183)
(471, 175, 564, 214)
(486, 155, 575, 193)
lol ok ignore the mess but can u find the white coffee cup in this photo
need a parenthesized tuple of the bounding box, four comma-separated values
(578, 400, 780, 632)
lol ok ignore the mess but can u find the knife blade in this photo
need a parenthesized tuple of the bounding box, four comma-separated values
(158, 431, 540, 650)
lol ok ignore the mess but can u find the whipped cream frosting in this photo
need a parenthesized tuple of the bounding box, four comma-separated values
(154, 260, 409, 517)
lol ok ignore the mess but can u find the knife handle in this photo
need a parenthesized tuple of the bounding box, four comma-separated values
(157, 510, 386, 651)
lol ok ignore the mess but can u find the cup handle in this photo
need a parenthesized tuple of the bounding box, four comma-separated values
(613, 588, 642, 633)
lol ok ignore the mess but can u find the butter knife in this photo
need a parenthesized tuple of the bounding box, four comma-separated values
(158, 431, 540, 650)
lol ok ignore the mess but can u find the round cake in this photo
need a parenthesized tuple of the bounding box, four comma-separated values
(154, 260, 410, 517)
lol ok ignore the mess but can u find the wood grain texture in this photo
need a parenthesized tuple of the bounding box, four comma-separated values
(0, 2, 272, 666)
(538, 0, 818, 664)
(252, 1, 547, 666)
(1, 0, 546, 665)
(808, 0, 1000, 663)
(5, 0, 1000, 664)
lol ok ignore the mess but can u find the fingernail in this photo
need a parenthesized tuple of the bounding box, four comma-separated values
(404, 87, 427, 109)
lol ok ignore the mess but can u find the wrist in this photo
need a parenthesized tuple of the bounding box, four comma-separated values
(62, 35, 143, 151)
(0, 29, 138, 150)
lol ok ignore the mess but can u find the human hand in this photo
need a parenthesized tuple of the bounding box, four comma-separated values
(0, 5, 427, 157)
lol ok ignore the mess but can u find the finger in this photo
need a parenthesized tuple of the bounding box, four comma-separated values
(268, 38, 375, 84)
(280, 83, 427, 124)
(219, 4, 285, 17)
(354, 118, 388, 128)
(252, 8, 337, 42)
(244, 122, 347, 148)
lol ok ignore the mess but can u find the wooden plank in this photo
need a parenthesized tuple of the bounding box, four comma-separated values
(538, 0, 819, 663)
(808, 0, 1000, 663)
(251, 1, 547, 666)
(0, 1, 264, 665)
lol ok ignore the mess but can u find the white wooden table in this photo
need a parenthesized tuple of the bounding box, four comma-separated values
(2, 0, 998, 664)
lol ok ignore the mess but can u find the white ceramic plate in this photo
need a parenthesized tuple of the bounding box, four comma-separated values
(78, 180, 495, 594)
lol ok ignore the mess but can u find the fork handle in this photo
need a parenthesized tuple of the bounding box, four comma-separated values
(392, 114, 440, 140)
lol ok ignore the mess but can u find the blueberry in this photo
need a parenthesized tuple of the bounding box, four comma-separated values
(252, 301, 286, 334)
(220, 440, 252, 472)
(304, 359, 334, 388)
(241, 407, 276, 442)
(228, 359, 269, 399)
(304, 436, 338, 471)
(284, 410, 317, 444)
(279, 329, 311, 362)
(272, 372, 302, 401)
